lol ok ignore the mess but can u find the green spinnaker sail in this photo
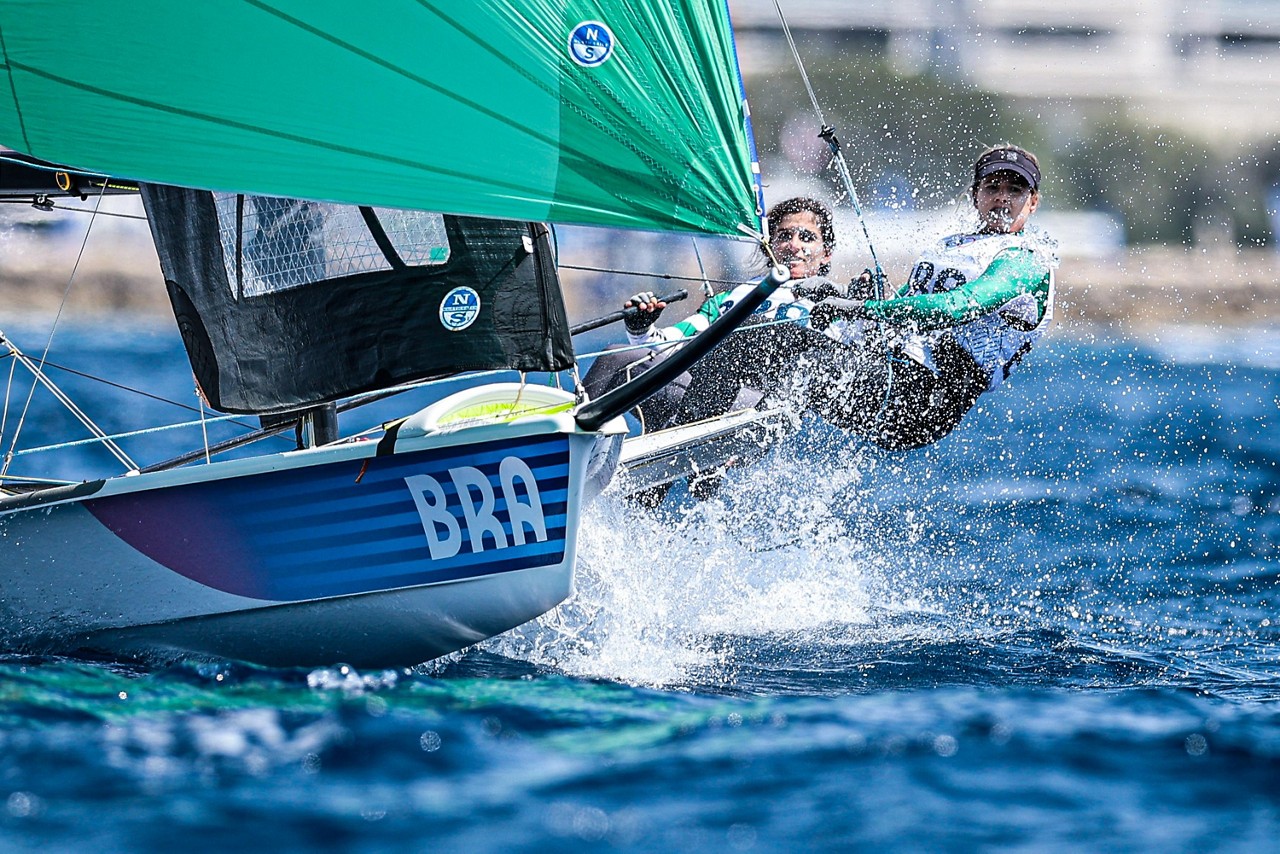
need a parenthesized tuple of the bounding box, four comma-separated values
(0, 0, 761, 236)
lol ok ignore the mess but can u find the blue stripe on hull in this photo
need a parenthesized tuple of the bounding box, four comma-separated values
(84, 434, 575, 601)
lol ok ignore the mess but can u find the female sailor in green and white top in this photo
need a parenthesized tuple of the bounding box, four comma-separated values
(623, 196, 861, 348)
(805, 143, 1058, 449)
(585, 147, 1057, 451)
(581, 196, 865, 431)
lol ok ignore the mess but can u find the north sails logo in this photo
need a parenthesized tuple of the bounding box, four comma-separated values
(439, 286, 480, 331)
(569, 21, 614, 67)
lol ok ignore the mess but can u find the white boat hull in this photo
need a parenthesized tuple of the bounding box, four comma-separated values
(615, 407, 783, 495)
(0, 404, 623, 668)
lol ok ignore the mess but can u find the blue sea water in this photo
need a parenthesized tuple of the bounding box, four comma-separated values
(1, 320, 1278, 852)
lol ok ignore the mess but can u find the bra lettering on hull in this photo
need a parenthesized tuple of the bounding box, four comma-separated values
(405, 457, 548, 560)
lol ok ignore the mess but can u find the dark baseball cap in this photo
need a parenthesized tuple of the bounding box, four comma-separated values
(974, 147, 1040, 190)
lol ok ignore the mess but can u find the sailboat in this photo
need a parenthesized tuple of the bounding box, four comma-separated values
(0, 1, 786, 667)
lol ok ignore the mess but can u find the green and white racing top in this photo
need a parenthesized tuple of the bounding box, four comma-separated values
(626, 276, 864, 348)
(862, 227, 1059, 390)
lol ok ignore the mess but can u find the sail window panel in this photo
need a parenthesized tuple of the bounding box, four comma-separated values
(368, 207, 452, 267)
(212, 194, 450, 297)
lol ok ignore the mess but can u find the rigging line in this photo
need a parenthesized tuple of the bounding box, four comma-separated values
(11, 428, 180, 458)
(761, 234, 782, 270)
(689, 237, 721, 323)
(0, 339, 17, 458)
(574, 312, 808, 362)
(690, 239, 716, 299)
(7, 409, 275, 458)
(198, 387, 211, 465)
(1, 185, 138, 474)
(772, 1, 827, 129)
(9, 367, 533, 464)
(773, 0, 897, 451)
(3, 346, 136, 469)
(21, 358, 259, 428)
(0, 474, 77, 487)
(558, 263, 754, 288)
(771, 0, 885, 299)
(0, 201, 149, 221)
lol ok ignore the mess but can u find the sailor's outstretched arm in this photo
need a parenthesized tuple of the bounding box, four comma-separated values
(859, 249, 1051, 331)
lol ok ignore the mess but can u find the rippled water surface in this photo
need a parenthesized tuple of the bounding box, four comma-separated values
(1, 322, 1278, 852)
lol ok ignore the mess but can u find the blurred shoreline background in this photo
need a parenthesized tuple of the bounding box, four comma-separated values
(4, 0, 1280, 334)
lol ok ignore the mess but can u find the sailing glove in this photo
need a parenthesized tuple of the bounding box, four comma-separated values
(850, 267, 889, 300)
(790, 276, 843, 302)
(810, 296, 868, 329)
(623, 291, 665, 334)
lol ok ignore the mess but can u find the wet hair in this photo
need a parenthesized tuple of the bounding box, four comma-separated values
(761, 196, 835, 276)
(971, 144, 1041, 196)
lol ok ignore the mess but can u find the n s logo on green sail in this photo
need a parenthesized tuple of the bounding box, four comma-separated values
(569, 21, 615, 67)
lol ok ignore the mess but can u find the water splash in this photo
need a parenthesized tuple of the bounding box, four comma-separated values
(489, 426, 940, 688)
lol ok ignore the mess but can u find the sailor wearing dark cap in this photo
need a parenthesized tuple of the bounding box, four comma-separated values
(803, 144, 1059, 450)
(973, 145, 1041, 189)
(971, 145, 1041, 234)
(585, 146, 1059, 480)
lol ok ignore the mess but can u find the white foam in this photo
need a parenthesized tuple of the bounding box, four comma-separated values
(488, 433, 940, 687)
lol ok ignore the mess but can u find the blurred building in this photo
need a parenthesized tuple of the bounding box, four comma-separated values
(730, 0, 1280, 147)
